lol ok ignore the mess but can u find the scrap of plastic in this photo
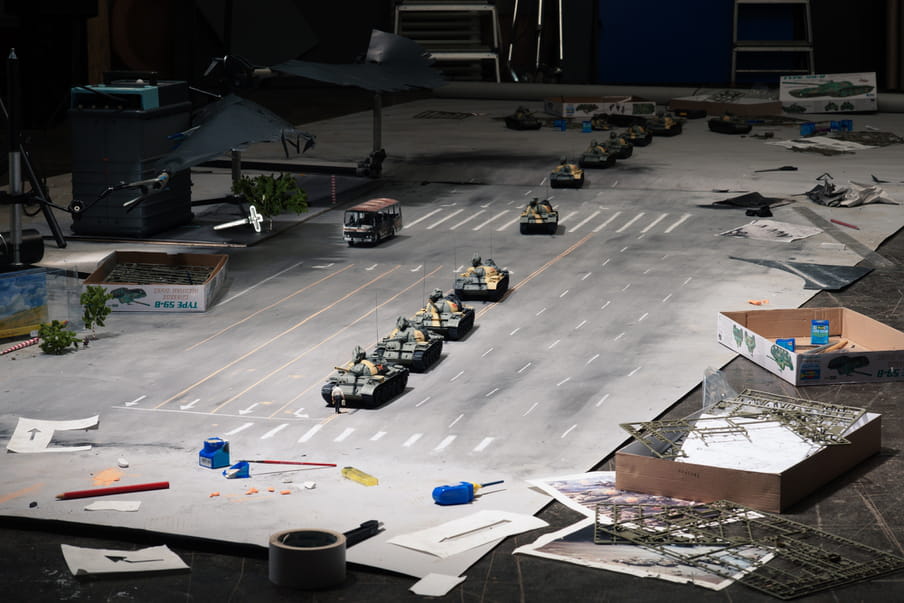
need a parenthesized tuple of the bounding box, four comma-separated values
(702, 367, 738, 409)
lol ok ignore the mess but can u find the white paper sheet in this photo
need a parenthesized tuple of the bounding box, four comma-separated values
(60, 544, 188, 575)
(410, 573, 466, 596)
(718, 219, 822, 243)
(6, 415, 99, 453)
(388, 510, 547, 559)
(84, 501, 142, 512)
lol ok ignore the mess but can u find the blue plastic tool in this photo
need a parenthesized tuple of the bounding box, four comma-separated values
(432, 480, 504, 505)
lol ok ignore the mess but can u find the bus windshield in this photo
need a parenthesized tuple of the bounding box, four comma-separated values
(344, 211, 374, 227)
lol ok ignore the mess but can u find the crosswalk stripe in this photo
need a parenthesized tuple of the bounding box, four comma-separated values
(298, 424, 322, 443)
(434, 435, 456, 451)
(496, 215, 522, 231)
(641, 213, 668, 233)
(225, 422, 254, 436)
(473, 437, 494, 452)
(593, 211, 622, 232)
(334, 427, 355, 442)
(450, 209, 485, 229)
(261, 424, 288, 439)
(473, 210, 509, 230)
(616, 212, 645, 233)
(665, 212, 691, 233)
(571, 210, 600, 231)
(403, 433, 423, 447)
(406, 208, 443, 227)
(427, 208, 464, 229)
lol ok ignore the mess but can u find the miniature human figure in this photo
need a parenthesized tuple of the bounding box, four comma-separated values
(388, 316, 421, 342)
(347, 345, 377, 377)
(331, 384, 345, 414)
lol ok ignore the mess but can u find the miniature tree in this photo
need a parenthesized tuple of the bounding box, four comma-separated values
(80, 285, 114, 340)
(38, 320, 81, 354)
(231, 173, 308, 228)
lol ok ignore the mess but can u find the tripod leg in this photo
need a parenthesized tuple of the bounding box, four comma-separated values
(21, 146, 67, 248)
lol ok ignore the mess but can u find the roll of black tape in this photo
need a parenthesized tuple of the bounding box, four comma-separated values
(0, 229, 44, 268)
(268, 529, 346, 589)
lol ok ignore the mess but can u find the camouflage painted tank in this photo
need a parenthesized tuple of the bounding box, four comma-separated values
(708, 113, 751, 135)
(579, 140, 616, 169)
(369, 316, 444, 373)
(622, 124, 653, 147)
(453, 254, 510, 301)
(590, 114, 612, 131)
(788, 80, 874, 98)
(321, 345, 409, 408)
(549, 161, 584, 188)
(646, 112, 683, 136)
(520, 197, 558, 234)
(411, 289, 475, 341)
(505, 106, 542, 130)
(603, 131, 633, 159)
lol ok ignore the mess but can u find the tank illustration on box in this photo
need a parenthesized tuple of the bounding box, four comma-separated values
(708, 113, 752, 135)
(411, 289, 475, 340)
(505, 106, 542, 130)
(646, 112, 683, 136)
(603, 131, 633, 159)
(520, 197, 558, 234)
(580, 140, 616, 169)
(453, 253, 510, 301)
(788, 80, 874, 98)
(321, 345, 409, 408)
(549, 160, 584, 188)
(622, 124, 653, 147)
(369, 316, 443, 373)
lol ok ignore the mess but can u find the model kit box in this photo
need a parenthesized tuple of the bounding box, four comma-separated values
(543, 96, 656, 119)
(616, 409, 881, 513)
(668, 94, 782, 117)
(779, 72, 877, 114)
(717, 308, 904, 386)
(84, 251, 228, 312)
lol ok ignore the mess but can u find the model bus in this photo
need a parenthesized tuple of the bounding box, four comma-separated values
(343, 198, 402, 246)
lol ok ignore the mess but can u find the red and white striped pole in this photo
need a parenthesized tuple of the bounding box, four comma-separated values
(1, 337, 39, 355)
(330, 175, 337, 204)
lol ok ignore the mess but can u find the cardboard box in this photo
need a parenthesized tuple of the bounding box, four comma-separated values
(668, 94, 782, 117)
(717, 308, 904, 385)
(543, 96, 656, 119)
(779, 72, 877, 114)
(616, 411, 881, 513)
(84, 251, 228, 312)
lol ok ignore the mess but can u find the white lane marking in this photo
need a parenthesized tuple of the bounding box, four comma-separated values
(451, 209, 485, 229)
(473, 210, 509, 230)
(481, 347, 494, 357)
(601, 300, 611, 310)
(557, 377, 571, 386)
(370, 431, 386, 441)
(575, 320, 587, 329)
(593, 211, 622, 232)
(365, 264, 378, 271)
(662, 254, 669, 260)
(524, 190, 533, 196)
(179, 398, 200, 410)
(602, 258, 611, 266)
(427, 208, 464, 229)
(334, 428, 355, 442)
(449, 414, 464, 428)
(560, 210, 579, 224)
(125, 395, 146, 407)
(643, 268, 652, 274)
(406, 208, 444, 227)
(219, 260, 304, 305)
(571, 210, 601, 232)
(638, 312, 648, 322)
(410, 264, 422, 272)
(614, 332, 625, 341)
(628, 366, 642, 376)
(683, 276, 693, 286)
(238, 403, 259, 415)
(262, 424, 288, 439)
(617, 212, 646, 233)
(665, 212, 691, 233)
(518, 362, 532, 374)
(536, 307, 546, 316)
(473, 437, 494, 452)
(312, 263, 334, 269)
(434, 435, 456, 451)
(581, 272, 592, 281)
(641, 213, 668, 233)
(620, 246, 629, 253)
(485, 388, 499, 397)
(662, 293, 673, 303)
(497, 215, 522, 231)
(416, 396, 431, 407)
(622, 283, 631, 291)
(611, 180, 619, 188)
(510, 327, 520, 335)
(454, 265, 464, 272)
(596, 394, 610, 407)
(293, 407, 308, 418)
(586, 353, 599, 365)
(450, 371, 464, 382)
(225, 422, 254, 436)
(298, 424, 322, 443)
(559, 290, 569, 298)
(548, 339, 560, 349)
(561, 425, 577, 438)
(403, 433, 423, 447)
(540, 177, 548, 186)
(523, 402, 538, 416)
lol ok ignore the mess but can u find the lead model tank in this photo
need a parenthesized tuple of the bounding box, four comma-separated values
(321, 345, 409, 408)
(454, 254, 510, 301)
(369, 316, 443, 372)
(520, 197, 558, 234)
(411, 289, 475, 340)
(579, 140, 616, 169)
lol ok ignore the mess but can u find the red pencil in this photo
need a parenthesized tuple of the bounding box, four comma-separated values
(56, 481, 170, 500)
(240, 460, 337, 467)
(831, 218, 860, 230)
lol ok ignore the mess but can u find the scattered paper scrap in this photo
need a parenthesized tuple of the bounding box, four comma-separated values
(6, 416, 99, 453)
(768, 136, 874, 154)
(410, 573, 467, 596)
(388, 510, 547, 559)
(718, 219, 822, 243)
(60, 544, 188, 575)
(84, 501, 141, 512)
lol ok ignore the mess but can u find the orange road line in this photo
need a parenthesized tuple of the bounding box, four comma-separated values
(156, 265, 401, 409)
(265, 265, 444, 418)
(185, 264, 355, 352)
(476, 232, 595, 319)
(0, 483, 44, 504)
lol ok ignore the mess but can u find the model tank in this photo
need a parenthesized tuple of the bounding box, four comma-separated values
(789, 80, 874, 98)
(579, 140, 616, 169)
(549, 160, 584, 188)
(708, 113, 752, 135)
(321, 345, 409, 408)
(520, 197, 558, 234)
(646, 112, 683, 136)
(603, 131, 633, 159)
(622, 124, 653, 147)
(369, 316, 444, 372)
(453, 253, 510, 301)
(590, 114, 612, 131)
(505, 106, 542, 130)
(411, 289, 475, 341)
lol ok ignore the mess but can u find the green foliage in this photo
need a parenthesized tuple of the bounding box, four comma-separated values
(231, 173, 308, 218)
(81, 285, 114, 333)
(38, 320, 81, 355)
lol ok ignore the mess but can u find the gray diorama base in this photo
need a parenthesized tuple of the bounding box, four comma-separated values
(2, 98, 903, 589)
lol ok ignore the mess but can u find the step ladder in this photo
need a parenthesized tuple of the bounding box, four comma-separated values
(394, 2, 501, 82)
(731, 0, 814, 84)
